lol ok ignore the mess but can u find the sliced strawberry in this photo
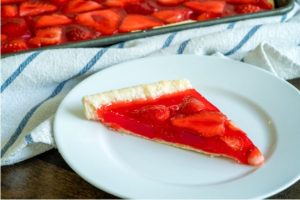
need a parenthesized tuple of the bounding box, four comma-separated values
(104, 0, 141, 7)
(1, 34, 8, 42)
(221, 136, 243, 151)
(1, 4, 18, 17)
(50, 0, 69, 4)
(235, 4, 261, 14)
(1, 39, 28, 54)
(157, 0, 185, 6)
(226, 120, 241, 132)
(29, 27, 62, 47)
(180, 96, 205, 114)
(152, 8, 193, 23)
(184, 0, 226, 14)
(64, 0, 103, 14)
(197, 12, 220, 21)
(1, 0, 26, 4)
(35, 14, 72, 28)
(133, 105, 170, 122)
(125, 1, 156, 15)
(65, 26, 93, 41)
(76, 9, 123, 35)
(19, 1, 57, 16)
(119, 14, 164, 33)
(171, 110, 226, 137)
(225, 0, 257, 4)
(257, 0, 273, 9)
(1, 18, 28, 37)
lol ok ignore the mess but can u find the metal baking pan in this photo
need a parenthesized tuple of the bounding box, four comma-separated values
(2, 0, 294, 58)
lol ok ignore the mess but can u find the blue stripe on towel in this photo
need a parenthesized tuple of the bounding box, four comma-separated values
(224, 25, 262, 56)
(280, 14, 287, 22)
(177, 40, 191, 54)
(162, 32, 177, 49)
(117, 41, 125, 48)
(227, 22, 236, 29)
(1, 52, 41, 93)
(1, 48, 108, 157)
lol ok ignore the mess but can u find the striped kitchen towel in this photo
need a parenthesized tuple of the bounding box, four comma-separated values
(1, 2, 300, 165)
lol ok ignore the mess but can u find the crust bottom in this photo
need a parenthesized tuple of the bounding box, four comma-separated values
(103, 122, 242, 165)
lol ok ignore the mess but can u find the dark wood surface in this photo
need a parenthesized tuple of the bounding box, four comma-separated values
(2, 78, 300, 199)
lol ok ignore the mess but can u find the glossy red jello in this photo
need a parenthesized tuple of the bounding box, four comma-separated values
(1, 0, 273, 54)
(83, 80, 264, 166)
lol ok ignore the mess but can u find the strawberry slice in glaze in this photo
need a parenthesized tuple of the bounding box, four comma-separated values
(65, 25, 93, 41)
(1, 18, 28, 37)
(76, 9, 123, 35)
(132, 105, 171, 122)
(35, 14, 72, 28)
(197, 12, 221, 21)
(104, 0, 142, 7)
(64, 0, 103, 14)
(152, 8, 193, 23)
(171, 110, 226, 137)
(1, 0, 25, 4)
(157, 0, 186, 6)
(184, 0, 226, 14)
(119, 14, 164, 33)
(19, 1, 57, 16)
(29, 27, 62, 47)
(235, 4, 261, 14)
(1, 5, 18, 18)
(125, 1, 156, 15)
(1, 39, 28, 53)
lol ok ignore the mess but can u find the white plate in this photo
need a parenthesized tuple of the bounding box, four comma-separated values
(54, 55, 300, 198)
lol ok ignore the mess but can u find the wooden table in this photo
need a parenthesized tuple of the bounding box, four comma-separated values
(2, 79, 300, 199)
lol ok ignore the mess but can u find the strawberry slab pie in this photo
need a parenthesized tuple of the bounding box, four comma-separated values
(1, 0, 274, 54)
(82, 79, 264, 166)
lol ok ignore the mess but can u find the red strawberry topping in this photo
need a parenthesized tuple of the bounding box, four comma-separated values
(1, 18, 28, 37)
(1, 4, 18, 17)
(184, 0, 226, 14)
(19, 1, 57, 16)
(104, 0, 141, 7)
(76, 9, 123, 35)
(64, 0, 102, 14)
(35, 14, 72, 28)
(171, 110, 226, 137)
(221, 136, 243, 151)
(1, 34, 8, 42)
(119, 14, 164, 33)
(133, 105, 170, 122)
(235, 4, 261, 14)
(29, 27, 62, 47)
(157, 0, 185, 6)
(225, 0, 258, 4)
(66, 26, 93, 41)
(180, 96, 205, 114)
(1, 0, 25, 4)
(125, 1, 156, 15)
(1, 39, 28, 53)
(153, 8, 193, 23)
(197, 12, 220, 21)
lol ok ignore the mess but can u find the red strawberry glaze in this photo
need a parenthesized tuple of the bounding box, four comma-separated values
(96, 89, 264, 166)
(1, 0, 273, 54)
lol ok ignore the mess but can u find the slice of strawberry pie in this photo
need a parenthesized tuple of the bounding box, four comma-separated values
(82, 79, 264, 166)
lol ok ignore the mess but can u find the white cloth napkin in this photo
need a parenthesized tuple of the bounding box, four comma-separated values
(2, 2, 300, 166)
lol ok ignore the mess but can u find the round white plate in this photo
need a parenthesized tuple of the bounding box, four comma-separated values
(54, 55, 300, 198)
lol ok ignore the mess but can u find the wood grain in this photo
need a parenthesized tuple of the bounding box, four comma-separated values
(2, 78, 300, 199)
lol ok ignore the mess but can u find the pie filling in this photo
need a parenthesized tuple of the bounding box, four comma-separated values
(96, 89, 264, 166)
(1, 0, 273, 54)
